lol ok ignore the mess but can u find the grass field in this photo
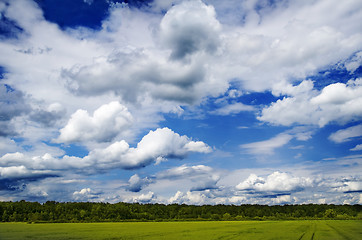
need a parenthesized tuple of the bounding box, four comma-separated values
(0, 220, 361, 240)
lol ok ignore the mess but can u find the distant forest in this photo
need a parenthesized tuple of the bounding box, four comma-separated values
(1, 201, 361, 223)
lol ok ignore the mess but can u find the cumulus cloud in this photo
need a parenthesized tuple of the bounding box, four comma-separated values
(57, 101, 133, 143)
(216, 0, 362, 92)
(127, 174, 152, 192)
(1, 128, 212, 174)
(73, 188, 100, 201)
(0, 165, 55, 180)
(128, 191, 156, 203)
(115, 127, 212, 169)
(236, 171, 313, 194)
(168, 190, 209, 205)
(160, 0, 221, 60)
(62, 1, 225, 106)
(335, 181, 362, 193)
(259, 79, 362, 127)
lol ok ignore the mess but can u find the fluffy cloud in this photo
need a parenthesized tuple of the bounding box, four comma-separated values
(236, 171, 313, 194)
(73, 188, 100, 201)
(160, 0, 221, 60)
(168, 190, 209, 205)
(335, 181, 362, 193)
(116, 127, 212, 169)
(0, 165, 55, 180)
(216, 0, 362, 93)
(259, 79, 362, 127)
(127, 174, 152, 192)
(57, 101, 133, 143)
(61, 1, 226, 106)
(1, 127, 212, 174)
(128, 191, 156, 203)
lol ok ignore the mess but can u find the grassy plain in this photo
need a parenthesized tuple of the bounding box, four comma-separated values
(0, 220, 361, 240)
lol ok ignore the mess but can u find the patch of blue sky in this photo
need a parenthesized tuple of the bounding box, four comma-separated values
(35, 0, 110, 29)
(60, 143, 89, 158)
(310, 64, 362, 91)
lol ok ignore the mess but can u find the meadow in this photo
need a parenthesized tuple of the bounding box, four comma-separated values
(0, 220, 361, 240)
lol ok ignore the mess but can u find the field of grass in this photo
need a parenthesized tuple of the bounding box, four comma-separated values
(0, 220, 361, 240)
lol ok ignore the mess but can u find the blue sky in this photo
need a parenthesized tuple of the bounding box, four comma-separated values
(0, 0, 361, 205)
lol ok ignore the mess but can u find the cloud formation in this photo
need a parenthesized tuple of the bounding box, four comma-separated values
(1, 127, 212, 173)
(329, 124, 362, 143)
(236, 171, 313, 194)
(160, 0, 221, 60)
(57, 101, 133, 143)
(240, 133, 293, 155)
(259, 79, 362, 127)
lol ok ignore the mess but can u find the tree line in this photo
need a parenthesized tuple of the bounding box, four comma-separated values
(0, 201, 361, 223)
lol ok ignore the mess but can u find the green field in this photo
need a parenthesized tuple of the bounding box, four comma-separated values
(0, 220, 361, 240)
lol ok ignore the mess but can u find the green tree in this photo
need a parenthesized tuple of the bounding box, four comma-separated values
(222, 213, 231, 221)
(324, 209, 337, 218)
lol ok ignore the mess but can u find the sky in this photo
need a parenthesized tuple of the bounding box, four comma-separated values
(0, 0, 361, 205)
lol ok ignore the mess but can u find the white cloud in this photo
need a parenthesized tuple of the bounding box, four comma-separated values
(350, 144, 362, 151)
(154, 164, 220, 192)
(57, 101, 133, 143)
(259, 79, 362, 127)
(1, 128, 212, 173)
(157, 164, 213, 179)
(344, 51, 362, 73)
(128, 191, 156, 203)
(335, 181, 362, 193)
(74, 127, 211, 170)
(329, 124, 362, 143)
(240, 133, 293, 155)
(127, 174, 152, 192)
(0, 165, 53, 179)
(73, 188, 99, 201)
(210, 102, 254, 116)
(236, 171, 313, 193)
(272, 195, 292, 204)
(160, 0, 221, 60)
(168, 190, 209, 205)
